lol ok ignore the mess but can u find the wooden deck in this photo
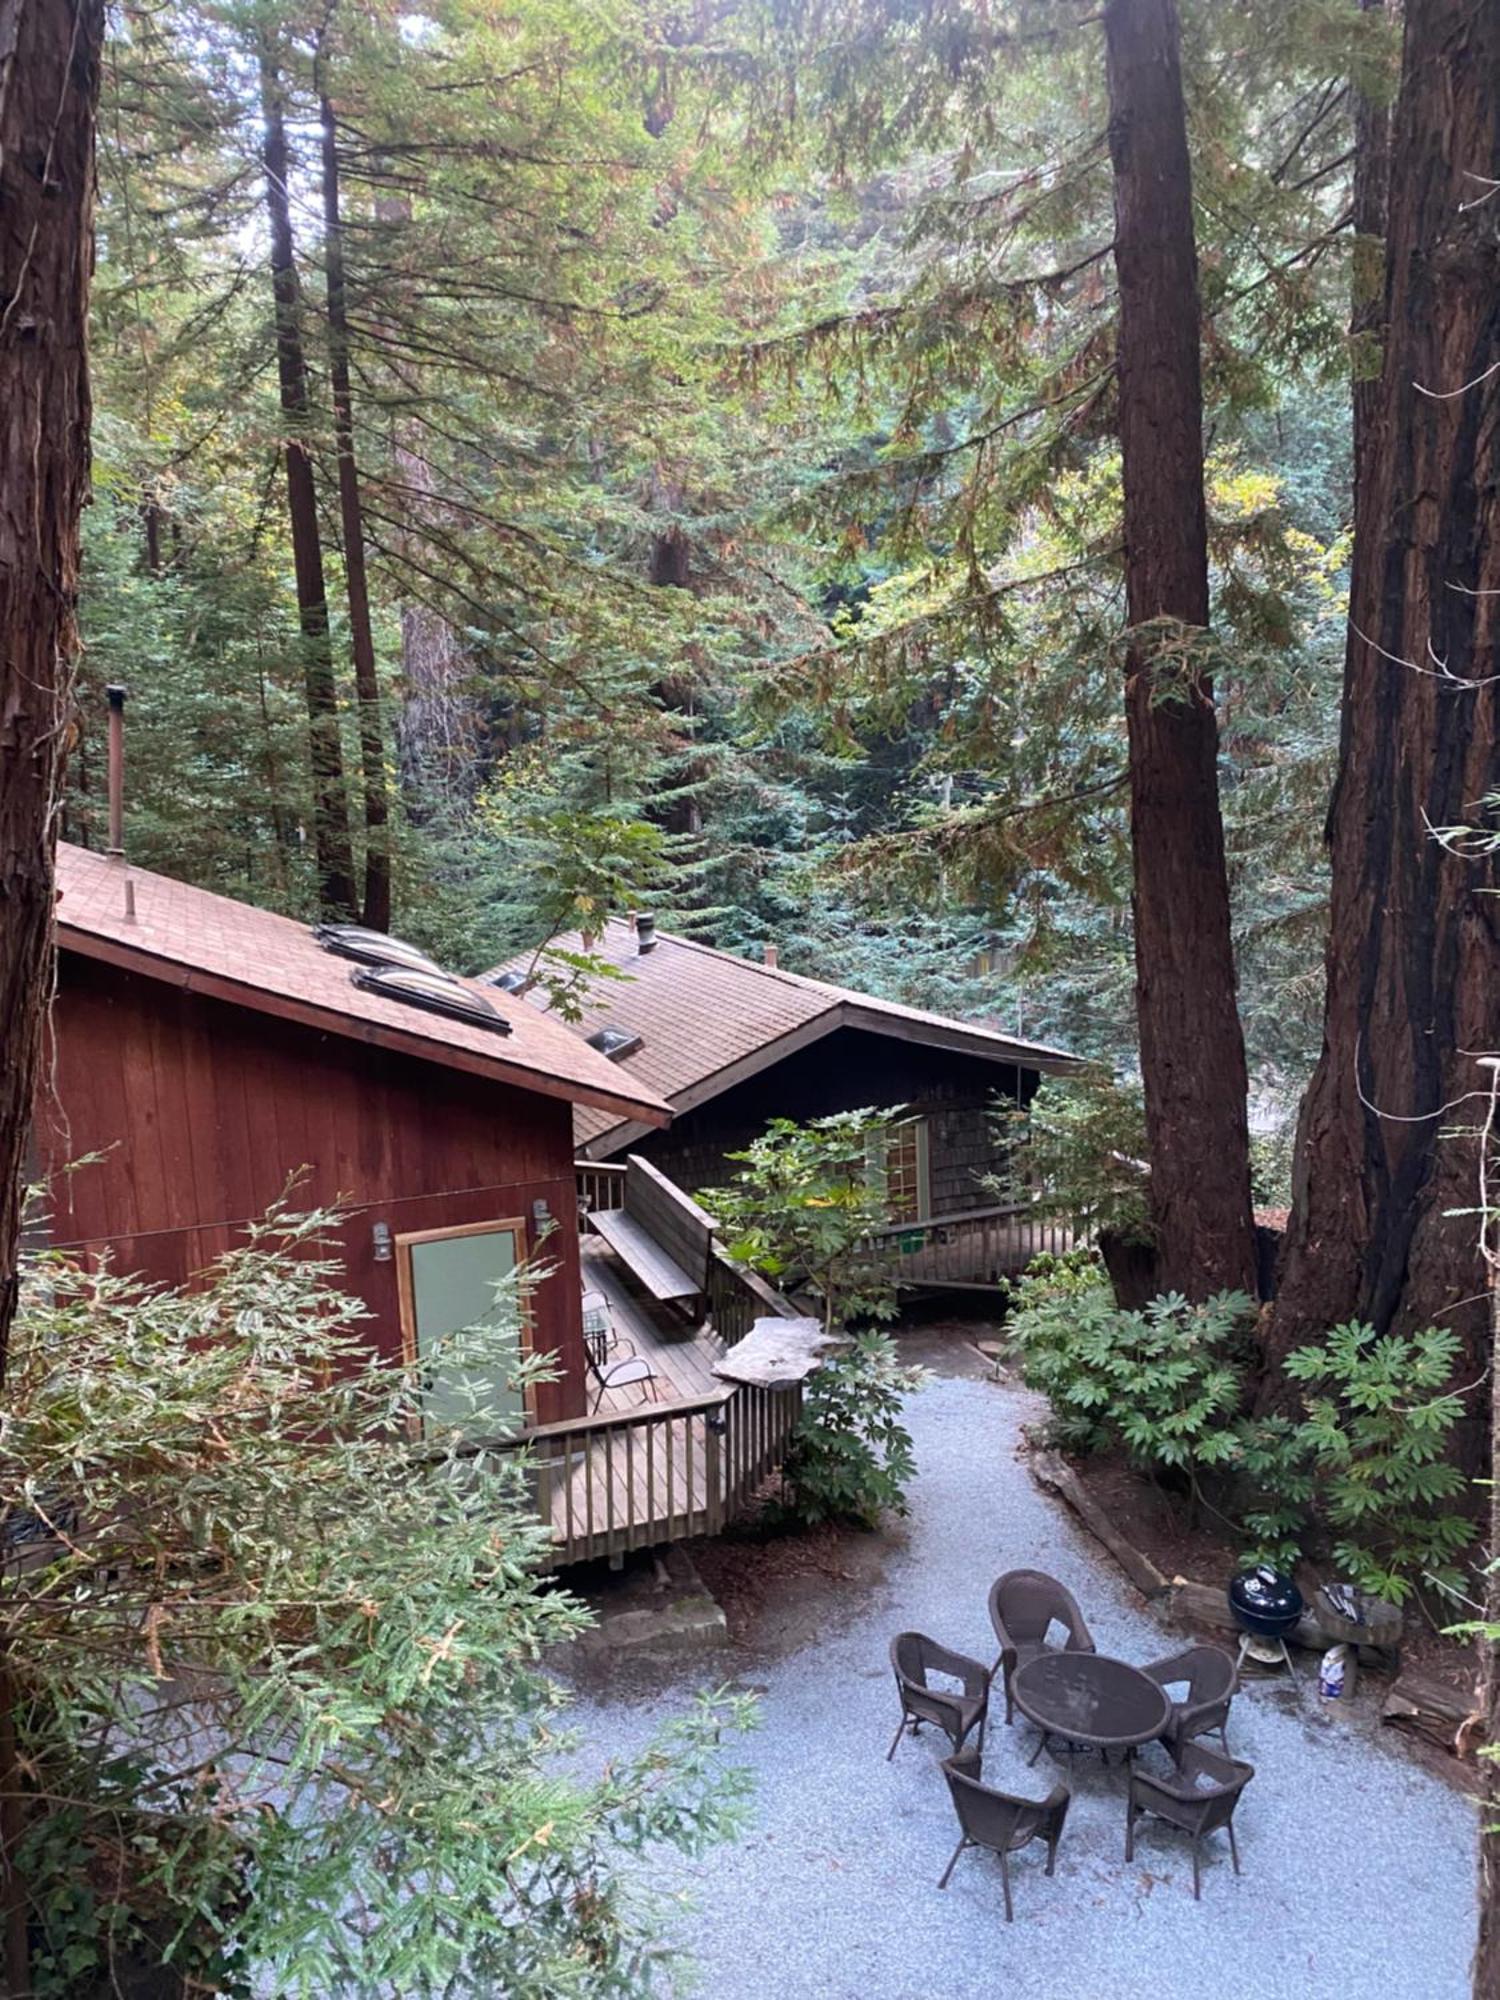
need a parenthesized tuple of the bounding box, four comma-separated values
(579, 1236, 726, 1410)
(506, 1236, 801, 1567)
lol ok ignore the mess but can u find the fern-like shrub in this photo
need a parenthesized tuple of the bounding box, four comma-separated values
(777, 1332, 921, 1530)
(1284, 1321, 1474, 1604)
(1007, 1254, 1477, 1603)
(1008, 1252, 1252, 1484)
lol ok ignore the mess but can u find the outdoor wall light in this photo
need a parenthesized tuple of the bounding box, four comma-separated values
(372, 1221, 393, 1263)
(532, 1198, 551, 1224)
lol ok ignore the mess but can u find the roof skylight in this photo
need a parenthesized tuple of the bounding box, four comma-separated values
(350, 965, 513, 1035)
(315, 923, 444, 975)
(586, 1024, 643, 1062)
(486, 968, 531, 994)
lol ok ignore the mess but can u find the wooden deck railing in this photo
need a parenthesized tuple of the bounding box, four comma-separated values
(867, 1200, 1072, 1290)
(506, 1379, 802, 1567)
(704, 1245, 797, 1346)
(575, 1159, 628, 1214)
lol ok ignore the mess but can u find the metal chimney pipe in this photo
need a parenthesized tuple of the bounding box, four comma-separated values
(106, 685, 127, 857)
(637, 912, 657, 954)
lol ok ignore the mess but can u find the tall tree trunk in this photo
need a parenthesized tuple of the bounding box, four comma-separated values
(369, 193, 480, 816)
(1103, 0, 1256, 1301)
(1, 6, 106, 1985)
(258, 40, 358, 920)
(319, 88, 391, 931)
(1266, 0, 1500, 1481)
(1477, 1070, 1500, 2000)
(1349, 0, 1395, 533)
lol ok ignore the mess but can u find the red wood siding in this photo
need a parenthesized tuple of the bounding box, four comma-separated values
(36, 955, 587, 1423)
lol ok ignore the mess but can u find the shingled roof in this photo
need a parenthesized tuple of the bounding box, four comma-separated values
(54, 845, 670, 1127)
(489, 916, 1079, 1156)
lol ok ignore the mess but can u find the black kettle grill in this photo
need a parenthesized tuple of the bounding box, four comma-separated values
(1228, 1564, 1303, 1639)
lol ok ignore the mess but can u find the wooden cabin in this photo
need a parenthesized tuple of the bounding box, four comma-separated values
(491, 917, 1083, 1288)
(36, 848, 808, 1565)
(37, 844, 672, 1428)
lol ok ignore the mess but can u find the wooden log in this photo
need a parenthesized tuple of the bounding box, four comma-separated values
(1381, 1671, 1480, 1758)
(1162, 1577, 1241, 1638)
(1029, 1451, 1170, 1600)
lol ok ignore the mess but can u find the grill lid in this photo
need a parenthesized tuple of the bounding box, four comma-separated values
(1228, 1564, 1304, 1636)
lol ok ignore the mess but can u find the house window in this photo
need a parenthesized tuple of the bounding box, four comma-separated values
(882, 1118, 931, 1225)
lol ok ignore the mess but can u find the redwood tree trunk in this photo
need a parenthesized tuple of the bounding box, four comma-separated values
(0, 0, 104, 1369)
(259, 41, 358, 920)
(1104, 0, 1256, 1301)
(320, 89, 391, 932)
(1266, 0, 1500, 1482)
(1349, 0, 1394, 534)
(0, 5, 106, 1985)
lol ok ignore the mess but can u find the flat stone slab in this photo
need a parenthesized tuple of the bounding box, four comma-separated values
(713, 1315, 840, 1389)
(564, 1547, 729, 1660)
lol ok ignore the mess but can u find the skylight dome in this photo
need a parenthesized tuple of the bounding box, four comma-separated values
(586, 1024, 643, 1062)
(350, 964, 513, 1035)
(486, 968, 531, 994)
(315, 923, 444, 975)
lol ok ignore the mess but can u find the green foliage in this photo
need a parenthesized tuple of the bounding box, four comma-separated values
(992, 1075, 1151, 1242)
(1009, 1256, 1475, 1601)
(778, 1332, 921, 1532)
(711, 1109, 904, 1335)
(6, 1204, 752, 1997)
(1284, 1322, 1475, 1605)
(1009, 1256, 1252, 1474)
(712, 1111, 920, 1526)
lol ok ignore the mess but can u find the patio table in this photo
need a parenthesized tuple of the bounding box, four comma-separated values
(1012, 1650, 1173, 1766)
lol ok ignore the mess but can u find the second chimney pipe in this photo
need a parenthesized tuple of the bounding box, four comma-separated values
(106, 685, 127, 857)
(637, 912, 657, 954)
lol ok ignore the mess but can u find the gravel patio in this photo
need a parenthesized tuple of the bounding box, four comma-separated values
(559, 1365, 1477, 1999)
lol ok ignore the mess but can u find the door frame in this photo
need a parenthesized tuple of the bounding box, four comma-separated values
(394, 1214, 536, 1430)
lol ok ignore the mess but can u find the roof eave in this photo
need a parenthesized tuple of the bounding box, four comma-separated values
(57, 927, 672, 1128)
(839, 1002, 1083, 1074)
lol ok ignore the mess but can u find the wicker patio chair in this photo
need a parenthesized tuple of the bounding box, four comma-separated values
(937, 1749, 1070, 1921)
(988, 1569, 1096, 1724)
(1124, 1739, 1255, 1900)
(1141, 1643, 1237, 1751)
(887, 1633, 990, 1762)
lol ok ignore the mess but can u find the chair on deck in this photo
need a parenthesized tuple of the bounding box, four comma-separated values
(1124, 1739, 1254, 1900)
(1141, 1643, 1237, 1752)
(937, 1749, 1070, 1920)
(590, 1352, 661, 1411)
(581, 1288, 616, 1373)
(988, 1569, 1096, 1724)
(887, 1632, 990, 1762)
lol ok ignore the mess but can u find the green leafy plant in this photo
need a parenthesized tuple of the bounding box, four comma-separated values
(711, 1109, 904, 1336)
(1009, 1254, 1252, 1490)
(5, 1202, 753, 1997)
(777, 1332, 920, 1530)
(713, 1112, 920, 1526)
(1284, 1321, 1475, 1604)
(1009, 1254, 1475, 1602)
(990, 1077, 1152, 1245)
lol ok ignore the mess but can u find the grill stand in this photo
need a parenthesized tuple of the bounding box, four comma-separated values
(1234, 1629, 1302, 1695)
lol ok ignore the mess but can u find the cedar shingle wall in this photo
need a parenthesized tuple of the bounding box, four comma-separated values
(633, 1028, 1039, 1225)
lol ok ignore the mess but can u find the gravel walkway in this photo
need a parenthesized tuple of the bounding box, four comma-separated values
(561, 1372, 1477, 2000)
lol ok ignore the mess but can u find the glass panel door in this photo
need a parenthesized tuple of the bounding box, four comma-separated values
(398, 1218, 528, 1435)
